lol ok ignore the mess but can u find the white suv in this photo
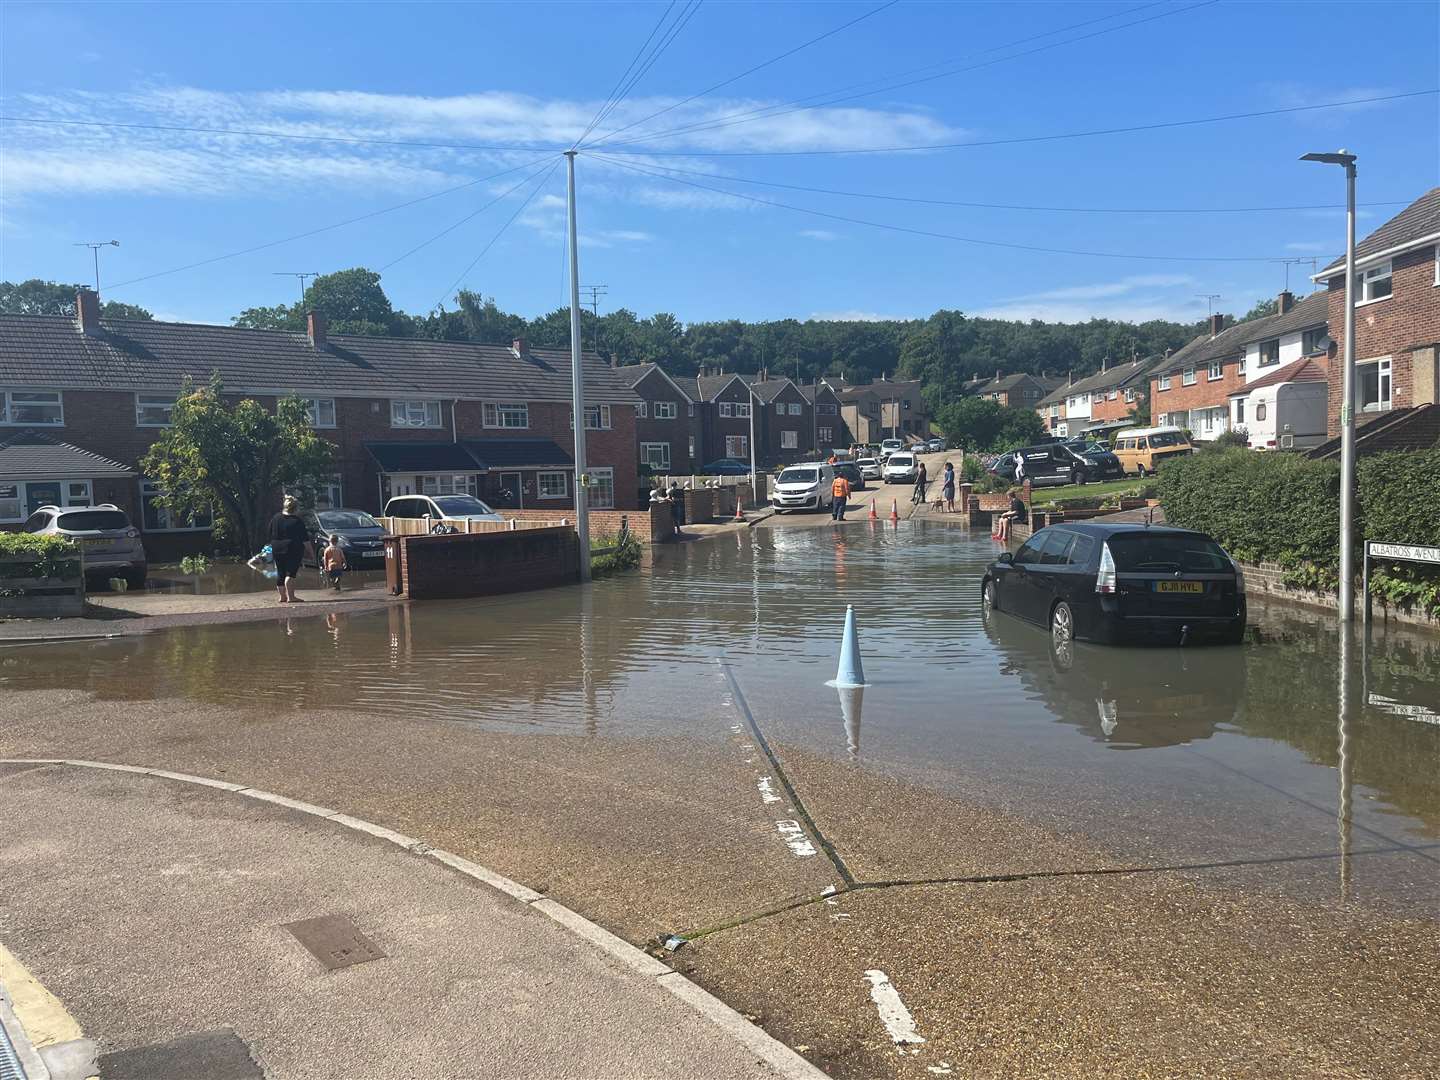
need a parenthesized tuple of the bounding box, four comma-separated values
(24, 503, 148, 587)
(882, 453, 917, 483)
(771, 463, 836, 513)
(383, 494, 504, 524)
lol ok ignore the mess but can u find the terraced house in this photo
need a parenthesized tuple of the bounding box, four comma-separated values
(616, 362, 698, 476)
(0, 293, 641, 555)
(1037, 358, 1155, 440)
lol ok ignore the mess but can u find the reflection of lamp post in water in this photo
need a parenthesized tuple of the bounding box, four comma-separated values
(1337, 625, 1356, 900)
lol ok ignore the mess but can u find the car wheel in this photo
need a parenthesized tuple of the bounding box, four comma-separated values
(1135, 463, 1148, 477)
(1072, 468, 1088, 486)
(983, 578, 999, 612)
(124, 569, 147, 589)
(1051, 600, 1075, 643)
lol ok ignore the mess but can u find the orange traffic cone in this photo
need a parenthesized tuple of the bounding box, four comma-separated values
(733, 496, 745, 522)
(868, 500, 877, 521)
(889, 499, 900, 524)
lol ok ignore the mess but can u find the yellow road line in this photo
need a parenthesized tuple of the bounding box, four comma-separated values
(0, 939, 94, 1077)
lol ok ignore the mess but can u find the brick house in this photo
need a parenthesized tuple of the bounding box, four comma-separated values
(801, 380, 847, 450)
(1035, 384, 1067, 434)
(837, 376, 930, 444)
(1222, 290, 1330, 449)
(0, 295, 641, 555)
(616, 362, 698, 476)
(1312, 187, 1440, 438)
(747, 374, 813, 465)
(1148, 315, 1247, 440)
(694, 372, 754, 465)
(970, 370, 1061, 409)
(1040, 357, 1157, 439)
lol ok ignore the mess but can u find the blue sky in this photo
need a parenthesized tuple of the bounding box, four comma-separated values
(2, 1, 1437, 328)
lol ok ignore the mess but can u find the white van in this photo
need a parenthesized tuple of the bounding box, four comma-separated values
(772, 463, 836, 513)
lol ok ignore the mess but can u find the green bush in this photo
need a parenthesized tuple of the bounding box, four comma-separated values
(0, 533, 81, 579)
(591, 530, 642, 577)
(1160, 447, 1440, 613)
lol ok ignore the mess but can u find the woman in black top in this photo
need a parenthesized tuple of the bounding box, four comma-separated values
(267, 495, 311, 603)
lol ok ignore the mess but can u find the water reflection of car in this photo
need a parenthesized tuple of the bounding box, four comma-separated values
(23, 504, 148, 587)
(980, 602, 1241, 748)
(305, 508, 387, 568)
(699, 458, 752, 476)
(982, 523, 1246, 645)
(382, 494, 504, 525)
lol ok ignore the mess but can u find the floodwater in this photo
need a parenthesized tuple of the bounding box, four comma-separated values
(6, 523, 1438, 911)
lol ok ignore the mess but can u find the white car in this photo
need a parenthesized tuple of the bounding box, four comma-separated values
(855, 457, 882, 480)
(383, 493, 505, 524)
(771, 463, 836, 513)
(883, 453, 916, 483)
(879, 438, 904, 462)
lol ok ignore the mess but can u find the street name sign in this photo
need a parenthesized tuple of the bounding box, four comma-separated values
(1366, 542, 1440, 565)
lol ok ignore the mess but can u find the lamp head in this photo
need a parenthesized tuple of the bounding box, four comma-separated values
(1300, 150, 1357, 166)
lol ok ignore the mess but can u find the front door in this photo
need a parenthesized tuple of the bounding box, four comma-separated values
(25, 481, 62, 517)
(499, 472, 523, 509)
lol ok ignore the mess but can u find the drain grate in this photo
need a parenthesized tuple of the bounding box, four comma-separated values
(0, 1019, 27, 1080)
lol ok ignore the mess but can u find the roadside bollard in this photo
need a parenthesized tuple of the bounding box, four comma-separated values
(834, 604, 867, 687)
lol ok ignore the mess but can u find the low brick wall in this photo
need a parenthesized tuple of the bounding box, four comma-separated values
(388, 527, 579, 600)
(1238, 559, 1440, 631)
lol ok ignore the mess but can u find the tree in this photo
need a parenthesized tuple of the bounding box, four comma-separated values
(231, 267, 406, 336)
(140, 377, 335, 555)
(935, 397, 1045, 452)
(457, 290, 526, 344)
(1, 279, 153, 320)
(1240, 297, 1278, 323)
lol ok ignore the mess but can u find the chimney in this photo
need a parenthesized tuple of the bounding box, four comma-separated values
(307, 310, 327, 349)
(74, 289, 100, 334)
(1277, 290, 1296, 315)
(511, 336, 528, 357)
(995, 368, 1001, 381)
(1208, 313, 1225, 337)
(1067, 370, 1073, 386)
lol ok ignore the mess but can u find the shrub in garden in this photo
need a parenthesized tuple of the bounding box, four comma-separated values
(1357, 449, 1440, 614)
(0, 533, 81, 580)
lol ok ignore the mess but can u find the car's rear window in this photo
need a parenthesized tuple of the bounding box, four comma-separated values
(54, 510, 129, 532)
(1107, 533, 1231, 573)
(779, 468, 818, 484)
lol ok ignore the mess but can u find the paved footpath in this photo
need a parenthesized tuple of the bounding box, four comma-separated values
(0, 761, 824, 1080)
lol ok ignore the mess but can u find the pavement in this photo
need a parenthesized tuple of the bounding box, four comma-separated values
(0, 760, 821, 1080)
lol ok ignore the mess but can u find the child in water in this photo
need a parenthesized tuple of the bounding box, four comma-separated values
(322, 534, 347, 589)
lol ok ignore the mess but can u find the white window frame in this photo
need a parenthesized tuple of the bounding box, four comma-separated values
(588, 467, 615, 509)
(688, 435, 696, 458)
(136, 393, 177, 428)
(1124, 387, 1136, 403)
(1158, 374, 1172, 391)
(817, 402, 838, 416)
(725, 434, 748, 458)
(781, 430, 798, 449)
(581, 404, 611, 430)
(655, 401, 677, 420)
(1358, 260, 1393, 304)
(294, 397, 335, 428)
(1207, 360, 1224, 381)
(391, 399, 443, 429)
(1301, 327, 1327, 355)
(687, 403, 696, 418)
(10, 479, 94, 524)
(735, 401, 752, 419)
(788, 402, 802, 416)
(636, 400, 647, 419)
(1182, 367, 1197, 386)
(641, 442, 671, 471)
(140, 479, 213, 532)
(775, 402, 786, 416)
(1234, 397, 1245, 425)
(1258, 339, 1281, 367)
(482, 402, 529, 429)
(718, 401, 734, 418)
(537, 471, 569, 499)
(1, 389, 64, 427)
(1357, 357, 1393, 413)
(818, 426, 833, 444)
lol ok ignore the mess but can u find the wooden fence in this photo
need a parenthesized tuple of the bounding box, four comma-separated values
(379, 516, 563, 537)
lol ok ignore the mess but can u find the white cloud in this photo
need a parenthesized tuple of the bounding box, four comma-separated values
(807, 310, 912, 322)
(1284, 241, 1331, 253)
(978, 274, 1204, 323)
(799, 229, 839, 241)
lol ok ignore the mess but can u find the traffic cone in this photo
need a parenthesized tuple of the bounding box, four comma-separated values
(868, 500, 877, 521)
(733, 496, 745, 522)
(889, 499, 899, 524)
(834, 605, 867, 687)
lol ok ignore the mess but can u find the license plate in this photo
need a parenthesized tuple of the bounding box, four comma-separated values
(81, 537, 109, 548)
(1156, 580, 1204, 594)
(363, 550, 384, 558)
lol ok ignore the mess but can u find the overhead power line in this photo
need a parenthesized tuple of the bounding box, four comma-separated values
(104, 155, 556, 293)
(571, 0, 681, 149)
(592, 89, 1440, 156)
(593, 0, 1188, 150)
(589, 157, 1411, 214)
(583, 0, 900, 150)
(594, 154, 1296, 263)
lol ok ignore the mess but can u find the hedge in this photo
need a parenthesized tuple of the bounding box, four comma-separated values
(1159, 448, 1440, 614)
(0, 533, 81, 580)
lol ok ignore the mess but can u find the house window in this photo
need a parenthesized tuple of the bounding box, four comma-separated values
(1259, 339, 1281, 367)
(1158, 375, 1172, 391)
(788, 402, 802, 415)
(688, 435, 696, 458)
(1182, 367, 1196, 386)
(391, 399, 442, 428)
(1235, 398, 1245, 425)
(641, 442, 671, 470)
(482, 402, 528, 428)
(775, 403, 786, 416)
(136, 394, 176, 427)
(718, 401, 734, 418)
(588, 467, 614, 509)
(735, 401, 752, 419)
(1, 390, 64, 426)
(781, 430, 798, 449)
(418, 474, 477, 496)
(538, 471, 568, 499)
(1207, 361, 1223, 381)
(300, 398, 336, 428)
(0, 483, 20, 522)
(687, 403, 696, 417)
(1302, 327, 1327, 355)
(636, 401, 647, 419)
(1357, 358, 1392, 413)
(1359, 260, 1393, 303)
(819, 426, 833, 443)
(585, 404, 611, 429)
(11, 479, 93, 522)
(725, 435, 748, 458)
(817, 403, 838, 416)
(314, 476, 343, 510)
(1108, 390, 1118, 400)
(140, 480, 212, 532)
(1124, 388, 1136, 403)
(655, 401, 677, 420)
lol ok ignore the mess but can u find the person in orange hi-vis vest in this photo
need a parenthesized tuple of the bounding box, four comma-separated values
(830, 471, 852, 521)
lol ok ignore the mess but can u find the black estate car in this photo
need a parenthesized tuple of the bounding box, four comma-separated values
(982, 523, 1246, 645)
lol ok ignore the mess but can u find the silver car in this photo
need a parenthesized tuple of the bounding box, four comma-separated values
(24, 503, 148, 587)
(855, 457, 883, 480)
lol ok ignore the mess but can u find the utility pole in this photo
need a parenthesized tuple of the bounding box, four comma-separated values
(565, 152, 592, 583)
(581, 284, 608, 355)
(74, 240, 119, 295)
(1301, 149, 1358, 620)
(274, 272, 320, 309)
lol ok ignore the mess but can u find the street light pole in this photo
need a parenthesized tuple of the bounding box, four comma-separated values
(565, 151, 591, 583)
(1301, 149, 1358, 620)
(748, 383, 759, 511)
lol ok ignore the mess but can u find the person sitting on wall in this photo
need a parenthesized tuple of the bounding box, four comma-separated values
(994, 487, 1028, 541)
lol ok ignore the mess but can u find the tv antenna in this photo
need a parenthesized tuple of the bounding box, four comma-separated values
(1196, 293, 1222, 316)
(274, 272, 320, 308)
(73, 240, 120, 294)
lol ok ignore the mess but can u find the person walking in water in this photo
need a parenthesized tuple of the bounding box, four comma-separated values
(912, 458, 929, 505)
(830, 469, 852, 521)
(941, 460, 956, 513)
(267, 494, 311, 604)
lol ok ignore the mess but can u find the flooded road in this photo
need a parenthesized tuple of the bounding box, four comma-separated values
(4, 523, 1438, 1077)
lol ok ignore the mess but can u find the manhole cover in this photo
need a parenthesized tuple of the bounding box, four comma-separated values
(282, 914, 386, 971)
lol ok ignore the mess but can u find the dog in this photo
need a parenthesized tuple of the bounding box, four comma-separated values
(930, 496, 945, 512)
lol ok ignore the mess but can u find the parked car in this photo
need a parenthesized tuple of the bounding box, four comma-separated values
(878, 438, 904, 462)
(988, 445, 1076, 488)
(700, 458, 752, 476)
(22, 503, 147, 587)
(382, 493, 504, 525)
(833, 461, 866, 492)
(855, 457, 882, 481)
(305, 508, 387, 569)
(1112, 426, 1195, 476)
(882, 452, 917, 483)
(981, 523, 1246, 646)
(772, 463, 837, 513)
(1060, 440, 1124, 482)
(925, 438, 946, 453)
